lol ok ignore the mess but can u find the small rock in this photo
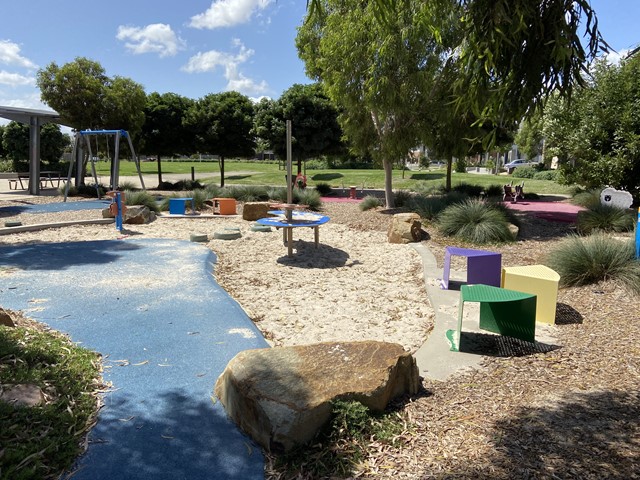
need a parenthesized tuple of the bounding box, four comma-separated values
(388, 213, 423, 244)
(0, 308, 15, 327)
(0, 384, 46, 407)
(124, 206, 156, 224)
(242, 202, 271, 221)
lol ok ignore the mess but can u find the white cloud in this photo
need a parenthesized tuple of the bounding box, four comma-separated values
(0, 70, 35, 87)
(116, 24, 185, 58)
(182, 39, 269, 96)
(600, 48, 630, 65)
(189, 0, 273, 29)
(0, 40, 37, 69)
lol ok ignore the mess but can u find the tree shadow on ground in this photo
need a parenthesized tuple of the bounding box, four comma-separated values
(62, 391, 263, 480)
(0, 240, 142, 270)
(311, 173, 343, 181)
(410, 173, 445, 180)
(225, 175, 252, 180)
(486, 390, 639, 478)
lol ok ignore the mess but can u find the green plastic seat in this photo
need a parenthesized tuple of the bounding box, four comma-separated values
(450, 284, 537, 352)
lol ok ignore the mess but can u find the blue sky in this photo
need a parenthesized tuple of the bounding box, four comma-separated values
(0, 0, 638, 119)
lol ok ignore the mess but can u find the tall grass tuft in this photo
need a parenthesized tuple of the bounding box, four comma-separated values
(438, 198, 514, 243)
(314, 182, 332, 196)
(393, 189, 413, 207)
(451, 182, 484, 198)
(407, 191, 467, 221)
(124, 190, 160, 212)
(576, 204, 635, 235)
(297, 188, 323, 210)
(359, 195, 383, 211)
(118, 180, 139, 191)
(546, 233, 640, 295)
(571, 188, 602, 208)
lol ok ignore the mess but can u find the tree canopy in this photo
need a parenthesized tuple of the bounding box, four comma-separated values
(185, 91, 255, 187)
(140, 92, 195, 185)
(253, 83, 344, 173)
(37, 57, 146, 135)
(298, 0, 460, 205)
(308, 0, 608, 141)
(1, 121, 67, 171)
(543, 54, 640, 199)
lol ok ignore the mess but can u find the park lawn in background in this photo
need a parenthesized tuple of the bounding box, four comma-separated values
(98, 160, 573, 195)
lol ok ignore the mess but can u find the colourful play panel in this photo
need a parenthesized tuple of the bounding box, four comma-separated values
(450, 284, 537, 352)
(502, 264, 560, 325)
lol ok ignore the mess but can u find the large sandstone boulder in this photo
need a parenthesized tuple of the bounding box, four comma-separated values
(102, 205, 156, 224)
(242, 202, 270, 221)
(215, 341, 420, 452)
(388, 213, 423, 244)
(124, 206, 156, 224)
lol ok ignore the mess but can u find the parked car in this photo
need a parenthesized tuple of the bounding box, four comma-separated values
(504, 159, 540, 173)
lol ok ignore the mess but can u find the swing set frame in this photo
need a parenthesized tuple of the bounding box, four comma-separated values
(64, 129, 146, 201)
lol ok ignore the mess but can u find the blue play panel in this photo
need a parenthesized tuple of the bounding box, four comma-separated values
(0, 239, 267, 479)
(0, 200, 111, 215)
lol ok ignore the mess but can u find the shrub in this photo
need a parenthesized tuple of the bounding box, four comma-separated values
(452, 182, 484, 198)
(359, 195, 383, 211)
(533, 170, 559, 181)
(305, 158, 328, 170)
(297, 188, 323, 210)
(123, 190, 160, 213)
(571, 189, 602, 208)
(118, 180, 139, 191)
(454, 157, 467, 173)
(314, 182, 332, 195)
(483, 184, 504, 199)
(393, 189, 413, 208)
(267, 187, 288, 203)
(511, 166, 537, 178)
(576, 204, 635, 235)
(276, 400, 405, 479)
(407, 191, 468, 221)
(546, 233, 640, 295)
(438, 199, 514, 243)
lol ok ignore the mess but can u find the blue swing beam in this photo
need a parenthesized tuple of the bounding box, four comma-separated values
(64, 129, 146, 201)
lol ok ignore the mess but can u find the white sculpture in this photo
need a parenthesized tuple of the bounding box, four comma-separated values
(600, 187, 633, 209)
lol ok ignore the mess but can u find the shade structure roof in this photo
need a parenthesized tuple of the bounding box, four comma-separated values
(0, 105, 72, 127)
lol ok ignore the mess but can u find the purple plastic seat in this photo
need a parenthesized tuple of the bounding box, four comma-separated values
(440, 246, 502, 289)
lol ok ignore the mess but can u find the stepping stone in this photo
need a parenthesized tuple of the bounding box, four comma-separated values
(214, 230, 242, 240)
(251, 224, 272, 232)
(190, 233, 209, 243)
(4, 221, 22, 227)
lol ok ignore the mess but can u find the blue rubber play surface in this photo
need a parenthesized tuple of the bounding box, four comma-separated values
(0, 200, 111, 215)
(0, 239, 267, 479)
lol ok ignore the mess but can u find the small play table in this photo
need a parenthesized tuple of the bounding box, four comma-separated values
(257, 205, 330, 257)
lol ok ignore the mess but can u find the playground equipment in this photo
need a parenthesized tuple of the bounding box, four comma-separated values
(64, 129, 146, 201)
(106, 191, 126, 232)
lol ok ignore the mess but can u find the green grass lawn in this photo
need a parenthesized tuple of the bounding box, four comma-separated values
(95, 160, 573, 195)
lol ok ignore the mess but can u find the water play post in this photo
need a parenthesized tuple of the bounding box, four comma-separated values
(636, 207, 639, 259)
(115, 192, 123, 232)
(286, 120, 292, 206)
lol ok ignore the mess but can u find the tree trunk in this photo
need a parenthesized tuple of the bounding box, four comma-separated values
(446, 157, 453, 191)
(383, 158, 394, 208)
(219, 156, 225, 187)
(156, 154, 163, 186)
(297, 157, 302, 175)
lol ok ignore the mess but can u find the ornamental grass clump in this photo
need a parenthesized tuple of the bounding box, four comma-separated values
(359, 195, 382, 211)
(576, 204, 635, 235)
(571, 188, 602, 208)
(546, 233, 640, 295)
(438, 198, 514, 243)
(124, 190, 160, 212)
(407, 191, 467, 221)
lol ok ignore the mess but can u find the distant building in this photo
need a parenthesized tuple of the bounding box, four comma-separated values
(256, 150, 276, 161)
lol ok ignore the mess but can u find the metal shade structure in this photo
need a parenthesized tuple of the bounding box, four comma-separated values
(0, 105, 71, 195)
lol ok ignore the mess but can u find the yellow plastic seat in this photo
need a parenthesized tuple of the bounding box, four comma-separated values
(501, 265, 560, 324)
